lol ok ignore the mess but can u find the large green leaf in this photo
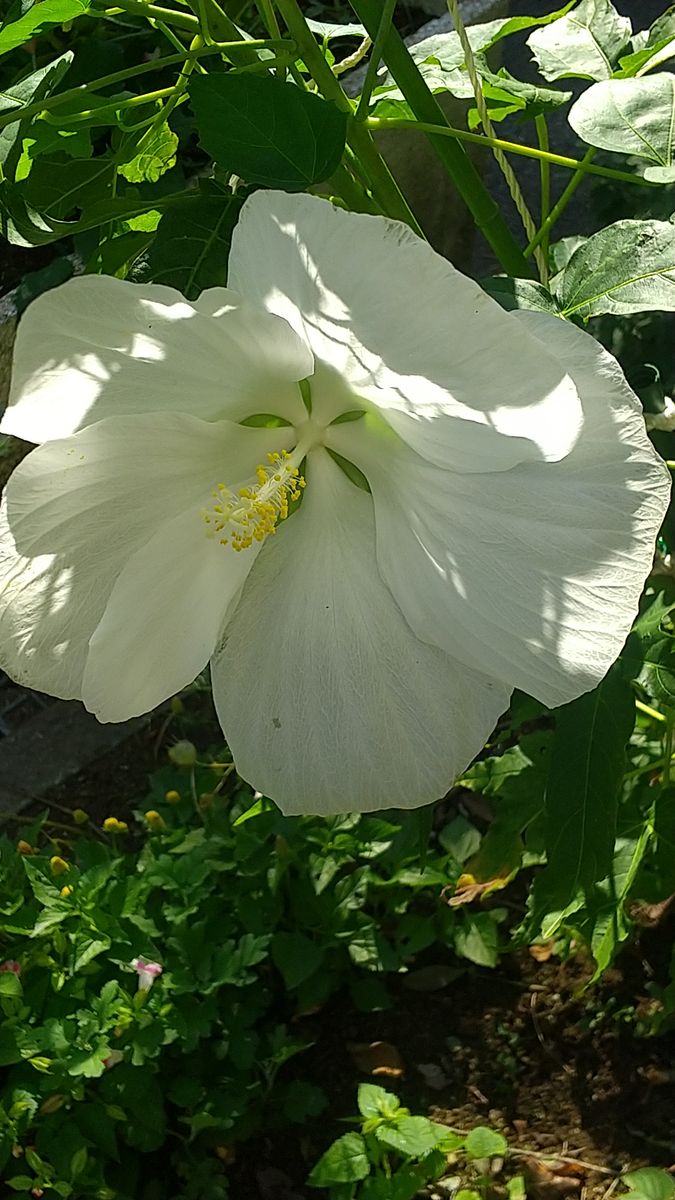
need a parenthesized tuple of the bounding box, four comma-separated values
(0, 0, 87, 54)
(0, 52, 73, 170)
(472, 69, 571, 126)
(527, 0, 632, 81)
(554, 219, 675, 317)
(188, 73, 347, 190)
(569, 75, 675, 181)
(0, 177, 188, 246)
(147, 190, 241, 299)
(481, 275, 561, 314)
(534, 663, 636, 929)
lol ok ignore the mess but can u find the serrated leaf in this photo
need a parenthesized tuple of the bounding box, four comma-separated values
(0, 971, 22, 996)
(465, 1126, 508, 1159)
(118, 122, 178, 184)
(307, 1132, 370, 1187)
(554, 219, 675, 317)
(527, 0, 632, 81)
(376, 1116, 450, 1158)
(189, 73, 347, 190)
(0, 0, 87, 54)
(534, 663, 635, 927)
(357, 1082, 400, 1118)
(569, 75, 675, 181)
(147, 191, 241, 299)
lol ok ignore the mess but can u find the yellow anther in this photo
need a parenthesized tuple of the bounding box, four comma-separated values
(200, 449, 306, 554)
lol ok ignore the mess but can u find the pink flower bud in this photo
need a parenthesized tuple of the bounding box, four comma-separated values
(103, 1050, 124, 1069)
(131, 957, 163, 991)
(0, 960, 21, 976)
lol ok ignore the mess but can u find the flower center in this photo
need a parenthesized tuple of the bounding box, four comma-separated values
(201, 449, 306, 552)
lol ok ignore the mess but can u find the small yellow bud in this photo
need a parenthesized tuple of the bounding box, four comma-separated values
(164, 790, 181, 804)
(17, 840, 34, 856)
(168, 739, 197, 767)
(103, 817, 128, 835)
(49, 856, 69, 876)
(60, 885, 73, 898)
(170, 697, 184, 715)
(72, 809, 89, 825)
(144, 810, 167, 832)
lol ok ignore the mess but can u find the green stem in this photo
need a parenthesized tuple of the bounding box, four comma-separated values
(275, 0, 423, 234)
(0, 42, 285, 133)
(355, 0, 396, 122)
(368, 119, 653, 191)
(351, 0, 530, 277)
(94, 0, 199, 31)
(526, 147, 597, 258)
(535, 114, 550, 284)
(636, 698, 667, 723)
(255, 0, 286, 78)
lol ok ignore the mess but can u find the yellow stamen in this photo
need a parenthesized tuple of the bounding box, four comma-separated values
(201, 447, 307, 552)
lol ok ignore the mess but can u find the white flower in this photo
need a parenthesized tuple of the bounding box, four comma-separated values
(0, 192, 669, 815)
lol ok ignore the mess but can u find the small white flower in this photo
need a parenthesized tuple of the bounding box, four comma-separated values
(0, 192, 669, 814)
(131, 958, 163, 991)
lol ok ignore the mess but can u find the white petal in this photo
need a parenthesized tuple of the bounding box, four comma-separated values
(3, 277, 313, 443)
(82, 505, 257, 721)
(211, 450, 510, 815)
(329, 316, 670, 707)
(0, 413, 291, 703)
(228, 190, 582, 471)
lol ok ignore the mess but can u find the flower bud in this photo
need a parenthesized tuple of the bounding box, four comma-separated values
(73, 809, 89, 825)
(131, 957, 163, 991)
(103, 817, 128, 834)
(60, 885, 73, 898)
(49, 856, 69, 876)
(144, 810, 166, 832)
(168, 739, 197, 767)
(17, 840, 34, 856)
(0, 960, 21, 976)
(164, 790, 181, 804)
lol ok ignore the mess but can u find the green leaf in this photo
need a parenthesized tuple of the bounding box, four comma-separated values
(589, 829, 653, 978)
(0, 0, 87, 54)
(70, 1147, 88, 1178)
(472, 69, 571, 127)
(189, 73, 347, 190)
(527, 0, 632, 81)
(464, 1126, 508, 1159)
(307, 1132, 371, 1187)
(534, 663, 635, 930)
(569, 75, 675, 181)
(147, 190, 241, 299)
(554, 219, 675, 317)
(0, 971, 22, 996)
(118, 122, 179, 184)
(0, 52, 73, 169)
(623, 1169, 675, 1200)
(7, 1178, 35, 1191)
(439, 815, 481, 863)
(481, 276, 561, 315)
(357, 1083, 400, 1119)
(307, 18, 367, 40)
(376, 1116, 450, 1159)
(271, 931, 324, 989)
(454, 911, 500, 968)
